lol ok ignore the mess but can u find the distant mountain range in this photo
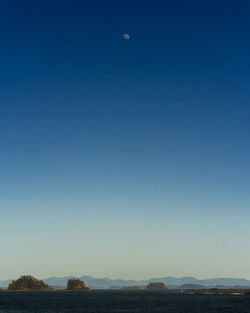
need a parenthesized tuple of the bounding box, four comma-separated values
(1, 276, 250, 289)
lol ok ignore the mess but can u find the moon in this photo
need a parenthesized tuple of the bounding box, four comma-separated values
(123, 33, 130, 40)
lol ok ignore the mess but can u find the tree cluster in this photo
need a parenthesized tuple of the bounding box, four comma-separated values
(8, 275, 53, 291)
(146, 282, 167, 290)
(66, 278, 89, 291)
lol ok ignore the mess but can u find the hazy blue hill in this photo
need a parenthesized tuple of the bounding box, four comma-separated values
(149, 277, 250, 288)
(43, 276, 75, 287)
(1, 276, 250, 289)
(204, 278, 250, 286)
(45, 276, 250, 289)
(0, 280, 11, 288)
(179, 284, 205, 289)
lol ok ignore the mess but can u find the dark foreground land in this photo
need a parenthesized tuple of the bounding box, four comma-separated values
(185, 288, 250, 294)
(1, 290, 250, 313)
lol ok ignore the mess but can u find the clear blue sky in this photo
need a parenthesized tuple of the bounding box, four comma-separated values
(1, 0, 250, 280)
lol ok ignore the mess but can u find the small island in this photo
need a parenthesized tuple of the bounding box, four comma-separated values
(146, 282, 167, 290)
(8, 275, 53, 291)
(66, 278, 89, 291)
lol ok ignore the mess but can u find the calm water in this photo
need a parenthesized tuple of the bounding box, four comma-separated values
(1, 290, 250, 313)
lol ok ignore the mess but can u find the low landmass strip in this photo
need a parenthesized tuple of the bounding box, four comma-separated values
(8, 275, 53, 291)
(185, 288, 250, 295)
(66, 278, 89, 291)
(121, 286, 141, 290)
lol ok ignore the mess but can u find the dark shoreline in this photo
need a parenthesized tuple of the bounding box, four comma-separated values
(185, 288, 250, 295)
(1, 288, 250, 295)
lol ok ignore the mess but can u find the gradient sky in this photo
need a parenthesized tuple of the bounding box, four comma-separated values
(1, 0, 250, 280)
